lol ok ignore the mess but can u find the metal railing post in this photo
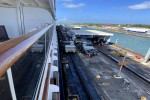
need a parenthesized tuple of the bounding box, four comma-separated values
(7, 68, 17, 100)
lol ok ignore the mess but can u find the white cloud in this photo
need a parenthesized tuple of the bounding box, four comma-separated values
(63, 3, 85, 8)
(62, 0, 74, 1)
(128, 1, 150, 10)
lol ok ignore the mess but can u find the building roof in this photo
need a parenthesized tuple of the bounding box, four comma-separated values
(71, 30, 113, 36)
(63, 25, 82, 30)
(125, 27, 150, 33)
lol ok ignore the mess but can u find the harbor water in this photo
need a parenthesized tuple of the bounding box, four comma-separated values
(109, 32, 150, 56)
(82, 27, 150, 56)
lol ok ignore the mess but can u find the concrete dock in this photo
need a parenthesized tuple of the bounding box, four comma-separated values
(110, 44, 150, 67)
(77, 46, 150, 100)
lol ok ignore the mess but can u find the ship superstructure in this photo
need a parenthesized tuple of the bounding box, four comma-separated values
(0, 0, 60, 100)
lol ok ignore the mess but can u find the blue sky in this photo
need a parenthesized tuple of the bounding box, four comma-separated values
(56, 0, 150, 24)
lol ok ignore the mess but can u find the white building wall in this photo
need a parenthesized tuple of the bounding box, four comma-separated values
(0, 7, 19, 38)
(147, 30, 150, 35)
(0, 7, 54, 38)
(23, 7, 53, 33)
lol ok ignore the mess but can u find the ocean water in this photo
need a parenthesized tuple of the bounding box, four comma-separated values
(110, 32, 150, 56)
(82, 27, 150, 56)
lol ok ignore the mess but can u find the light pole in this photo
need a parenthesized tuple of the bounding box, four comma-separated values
(117, 52, 127, 76)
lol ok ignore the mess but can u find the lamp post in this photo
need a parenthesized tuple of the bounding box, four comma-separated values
(117, 52, 127, 76)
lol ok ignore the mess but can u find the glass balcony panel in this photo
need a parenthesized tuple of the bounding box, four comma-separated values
(11, 34, 47, 100)
(0, 73, 12, 100)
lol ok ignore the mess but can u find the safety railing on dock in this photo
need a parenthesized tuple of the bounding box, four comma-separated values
(0, 23, 55, 100)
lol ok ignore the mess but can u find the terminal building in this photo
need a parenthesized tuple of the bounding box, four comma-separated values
(68, 29, 113, 44)
(125, 27, 150, 34)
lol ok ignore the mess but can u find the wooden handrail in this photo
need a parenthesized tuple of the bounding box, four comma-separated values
(0, 29, 39, 55)
(0, 24, 54, 77)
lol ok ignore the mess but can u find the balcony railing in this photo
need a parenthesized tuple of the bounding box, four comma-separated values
(0, 23, 54, 100)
